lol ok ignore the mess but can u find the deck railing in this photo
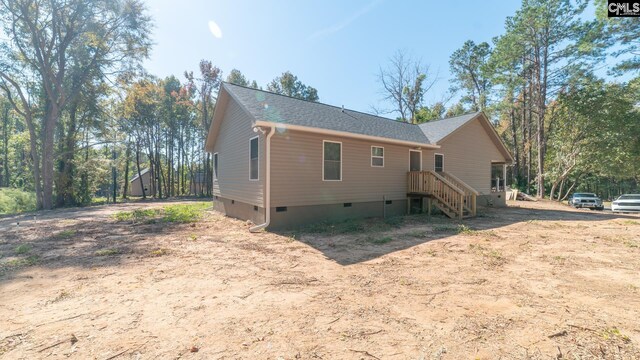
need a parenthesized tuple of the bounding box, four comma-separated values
(408, 170, 466, 218)
(438, 171, 478, 217)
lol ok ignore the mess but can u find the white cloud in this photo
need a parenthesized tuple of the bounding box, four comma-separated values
(208, 20, 223, 39)
(307, 0, 382, 41)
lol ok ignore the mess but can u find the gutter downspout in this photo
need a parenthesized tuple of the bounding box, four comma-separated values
(250, 125, 275, 232)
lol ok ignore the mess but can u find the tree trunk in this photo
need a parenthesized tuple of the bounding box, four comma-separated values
(2, 104, 9, 187)
(509, 96, 520, 187)
(135, 144, 146, 199)
(122, 140, 131, 199)
(41, 104, 60, 209)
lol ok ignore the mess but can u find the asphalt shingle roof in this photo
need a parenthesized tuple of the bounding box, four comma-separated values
(224, 83, 432, 144)
(418, 112, 481, 143)
(223, 82, 481, 145)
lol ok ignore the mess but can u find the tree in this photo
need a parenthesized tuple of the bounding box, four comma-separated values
(449, 41, 493, 112)
(377, 50, 436, 124)
(266, 71, 319, 101)
(546, 74, 640, 200)
(226, 69, 249, 86)
(490, 0, 600, 198)
(415, 102, 446, 123)
(595, 0, 640, 74)
(0, 0, 152, 209)
(444, 102, 467, 118)
(185, 60, 222, 196)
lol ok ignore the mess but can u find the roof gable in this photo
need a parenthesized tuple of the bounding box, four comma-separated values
(420, 112, 513, 163)
(418, 112, 481, 143)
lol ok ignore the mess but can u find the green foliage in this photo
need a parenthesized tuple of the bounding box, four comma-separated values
(366, 236, 393, 245)
(3, 255, 39, 270)
(449, 40, 492, 111)
(113, 208, 158, 222)
(226, 69, 249, 86)
(95, 248, 120, 256)
(415, 102, 446, 123)
(113, 202, 209, 224)
(267, 71, 319, 101)
(595, 0, 640, 74)
(14, 244, 31, 255)
(545, 74, 640, 199)
(432, 224, 474, 234)
(162, 202, 210, 223)
(0, 188, 36, 214)
(54, 229, 77, 239)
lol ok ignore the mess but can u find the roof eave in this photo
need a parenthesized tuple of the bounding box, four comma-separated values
(254, 120, 439, 149)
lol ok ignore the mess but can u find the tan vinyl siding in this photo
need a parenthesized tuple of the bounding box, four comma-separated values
(270, 130, 415, 207)
(211, 99, 264, 206)
(425, 118, 506, 194)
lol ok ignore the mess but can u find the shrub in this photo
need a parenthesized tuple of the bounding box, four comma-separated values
(0, 188, 36, 215)
(14, 244, 31, 255)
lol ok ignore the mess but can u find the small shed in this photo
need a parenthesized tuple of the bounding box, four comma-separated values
(129, 168, 152, 196)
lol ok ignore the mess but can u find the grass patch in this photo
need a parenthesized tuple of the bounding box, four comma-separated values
(163, 202, 210, 223)
(91, 196, 109, 205)
(0, 188, 36, 215)
(113, 208, 158, 222)
(149, 248, 169, 257)
(4, 255, 39, 268)
(54, 229, 77, 239)
(113, 202, 209, 224)
(14, 244, 31, 255)
(602, 327, 631, 343)
(621, 220, 640, 226)
(433, 224, 475, 234)
(94, 248, 120, 256)
(469, 244, 507, 267)
(366, 236, 393, 245)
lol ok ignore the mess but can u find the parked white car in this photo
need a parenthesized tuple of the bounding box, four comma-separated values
(611, 194, 640, 213)
(568, 193, 604, 210)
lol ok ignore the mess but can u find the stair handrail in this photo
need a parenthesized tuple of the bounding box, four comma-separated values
(439, 171, 478, 217)
(439, 171, 479, 195)
(424, 170, 465, 196)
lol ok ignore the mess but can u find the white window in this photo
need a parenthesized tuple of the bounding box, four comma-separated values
(323, 140, 342, 181)
(250, 137, 259, 180)
(213, 152, 219, 181)
(435, 153, 444, 172)
(371, 146, 384, 167)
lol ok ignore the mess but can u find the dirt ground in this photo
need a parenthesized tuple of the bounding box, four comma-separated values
(1, 199, 640, 359)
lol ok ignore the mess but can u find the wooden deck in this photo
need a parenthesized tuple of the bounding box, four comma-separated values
(407, 171, 478, 219)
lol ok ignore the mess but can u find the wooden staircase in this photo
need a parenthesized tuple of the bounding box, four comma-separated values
(407, 170, 478, 219)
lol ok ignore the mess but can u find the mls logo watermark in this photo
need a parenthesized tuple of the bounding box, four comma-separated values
(608, 1, 640, 17)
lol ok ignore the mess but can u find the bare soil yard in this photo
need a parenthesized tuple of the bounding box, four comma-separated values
(1, 199, 639, 359)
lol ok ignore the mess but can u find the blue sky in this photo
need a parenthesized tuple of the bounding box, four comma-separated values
(143, 0, 597, 116)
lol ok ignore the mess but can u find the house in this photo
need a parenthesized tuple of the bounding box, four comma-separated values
(205, 82, 513, 230)
(129, 168, 152, 197)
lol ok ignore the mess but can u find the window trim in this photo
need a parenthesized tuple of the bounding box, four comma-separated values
(213, 152, 219, 182)
(371, 146, 384, 168)
(409, 149, 422, 171)
(322, 140, 342, 182)
(249, 136, 259, 181)
(434, 153, 444, 172)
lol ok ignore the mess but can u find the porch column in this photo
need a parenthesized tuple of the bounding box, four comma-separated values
(503, 164, 507, 191)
